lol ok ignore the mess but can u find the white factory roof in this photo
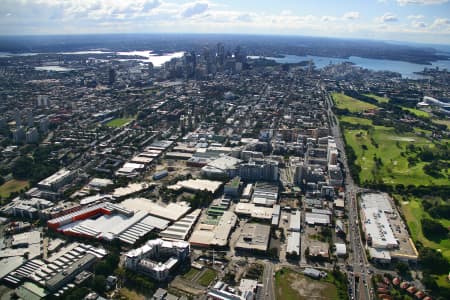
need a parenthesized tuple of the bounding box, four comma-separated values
(120, 198, 190, 221)
(361, 193, 393, 213)
(112, 182, 149, 198)
(206, 155, 242, 171)
(305, 213, 330, 225)
(190, 211, 237, 247)
(116, 162, 145, 174)
(89, 178, 113, 188)
(234, 203, 273, 219)
(130, 156, 153, 164)
(286, 231, 301, 254)
(212, 211, 238, 246)
(363, 207, 398, 249)
(168, 179, 223, 193)
(160, 209, 201, 241)
(289, 210, 302, 231)
(369, 247, 391, 261)
(335, 243, 347, 256)
(0, 257, 25, 279)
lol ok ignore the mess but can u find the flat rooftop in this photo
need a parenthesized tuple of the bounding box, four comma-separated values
(235, 223, 271, 252)
(121, 198, 190, 221)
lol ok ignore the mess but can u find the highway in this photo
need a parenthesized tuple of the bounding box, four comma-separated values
(325, 90, 372, 300)
(262, 261, 275, 300)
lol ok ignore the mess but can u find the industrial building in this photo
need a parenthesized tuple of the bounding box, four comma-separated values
(124, 239, 190, 282)
(47, 202, 169, 244)
(251, 182, 278, 207)
(120, 198, 191, 222)
(360, 193, 397, 249)
(286, 231, 301, 255)
(168, 179, 224, 194)
(305, 212, 330, 226)
(2, 243, 106, 291)
(159, 209, 201, 241)
(234, 223, 271, 253)
(189, 211, 238, 247)
(234, 203, 273, 220)
(289, 210, 301, 232)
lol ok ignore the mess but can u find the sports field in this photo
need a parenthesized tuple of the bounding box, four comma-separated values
(364, 93, 389, 103)
(0, 180, 29, 199)
(332, 93, 377, 112)
(106, 117, 134, 127)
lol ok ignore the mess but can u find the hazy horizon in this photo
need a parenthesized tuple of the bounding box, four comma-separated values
(1, 0, 450, 45)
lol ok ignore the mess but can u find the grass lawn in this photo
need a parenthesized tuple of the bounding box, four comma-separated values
(197, 269, 217, 287)
(182, 268, 200, 281)
(433, 118, 450, 129)
(339, 116, 373, 126)
(402, 107, 431, 118)
(364, 93, 389, 103)
(435, 274, 450, 289)
(0, 180, 29, 198)
(400, 197, 450, 261)
(275, 268, 339, 300)
(106, 117, 135, 128)
(332, 92, 377, 113)
(117, 288, 145, 300)
(343, 123, 448, 186)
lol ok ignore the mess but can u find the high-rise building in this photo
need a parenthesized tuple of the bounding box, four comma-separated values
(26, 127, 39, 144)
(13, 126, 25, 144)
(26, 109, 34, 127)
(39, 117, 49, 134)
(108, 67, 116, 85)
(14, 109, 21, 127)
(36, 95, 49, 107)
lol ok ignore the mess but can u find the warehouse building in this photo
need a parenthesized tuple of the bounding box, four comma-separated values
(120, 198, 190, 222)
(190, 211, 238, 247)
(159, 209, 201, 241)
(47, 202, 169, 244)
(235, 223, 271, 253)
(305, 212, 330, 226)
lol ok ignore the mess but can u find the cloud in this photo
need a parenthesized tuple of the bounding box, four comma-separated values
(322, 16, 337, 22)
(430, 17, 450, 28)
(235, 14, 252, 22)
(397, 0, 449, 5)
(411, 20, 427, 28)
(407, 14, 424, 19)
(377, 12, 399, 23)
(181, 2, 209, 18)
(343, 11, 360, 20)
(143, 0, 161, 12)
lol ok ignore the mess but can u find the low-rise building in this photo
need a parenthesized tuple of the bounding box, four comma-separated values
(124, 239, 190, 281)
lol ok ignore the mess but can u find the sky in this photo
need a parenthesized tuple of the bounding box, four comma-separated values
(0, 0, 450, 45)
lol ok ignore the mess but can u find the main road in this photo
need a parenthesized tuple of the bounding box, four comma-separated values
(324, 89, 372, 300)
(262, 261, 275, 300)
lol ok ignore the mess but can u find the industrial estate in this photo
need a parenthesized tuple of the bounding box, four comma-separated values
(0, 34, 449, 300)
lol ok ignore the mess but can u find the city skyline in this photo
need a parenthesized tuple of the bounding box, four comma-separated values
(1, 0, 450, 45)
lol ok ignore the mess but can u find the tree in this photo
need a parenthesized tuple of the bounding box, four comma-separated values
(395, 262, 411, 278)
(421, 218, 448, 241)
(91, 275, 106, 295)
(419, 247, 450, 274)
(12, 156, 34, 179)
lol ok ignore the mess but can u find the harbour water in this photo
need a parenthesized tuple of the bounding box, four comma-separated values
(248, 54, 450, 79)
